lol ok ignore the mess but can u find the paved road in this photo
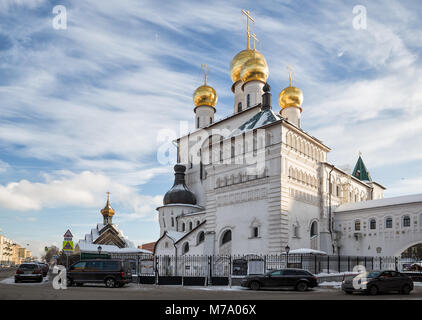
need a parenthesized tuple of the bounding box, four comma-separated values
(0, 275, 421, 300)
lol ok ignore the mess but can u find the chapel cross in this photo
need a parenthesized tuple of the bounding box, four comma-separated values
(201, 64, 208, 85)
(241, 10, 255, 49)
(250, 33, 259, 50)
(287, 65, 294, 87)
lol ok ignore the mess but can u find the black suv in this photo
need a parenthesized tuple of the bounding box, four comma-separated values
(241, 268, 318, 291)
(67, 259, 132, 288)
(15, 263, 43, 283)
(342, 270, 414, 295)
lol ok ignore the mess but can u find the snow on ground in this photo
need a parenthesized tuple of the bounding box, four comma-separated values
(318, 281, 342, 288)
(0, 276, 49, 285)
(185, 286, 248, 291)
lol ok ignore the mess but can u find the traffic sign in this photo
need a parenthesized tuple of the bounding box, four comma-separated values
(62, 241, 74, 251)
(63, 237, 72, 241)
(63, 229, 73, 238)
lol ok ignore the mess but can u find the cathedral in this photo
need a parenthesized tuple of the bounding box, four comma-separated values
(154, 11, 422, 258)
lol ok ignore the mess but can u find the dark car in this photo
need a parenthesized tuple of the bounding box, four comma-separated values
(15, 263, 43, 283)
(67, 259, 132, 288)
(342, 270, 414, 295)
(241, 268, 318, 291)
(36, 263, 49, 277)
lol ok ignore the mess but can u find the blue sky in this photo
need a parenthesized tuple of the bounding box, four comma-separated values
(0, 0, 421, 257)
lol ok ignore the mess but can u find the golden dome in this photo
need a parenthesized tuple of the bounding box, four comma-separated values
(101, 193, 115, 217)
(230, 49, 254, 83)
(279, 86, 303, 111)
(193, 84, 217, 108)
(240, 50, 269, 84)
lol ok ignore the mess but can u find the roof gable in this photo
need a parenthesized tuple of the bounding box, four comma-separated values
(352, 156, 372, 181)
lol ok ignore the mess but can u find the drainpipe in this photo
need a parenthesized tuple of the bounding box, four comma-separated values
(328, 164, 335, 254)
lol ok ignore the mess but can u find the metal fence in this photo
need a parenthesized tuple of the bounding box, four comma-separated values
(139, 254, 402, 279)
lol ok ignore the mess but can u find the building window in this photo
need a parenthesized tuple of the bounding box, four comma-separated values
(221, 230, 232, 246)
(171, 217, 174, 227)
(165, 242, 169, 248)
(247, 94, 250, 108)
(370, 219, 376, 230)
(386, 218, 393, 229)
(355, 220, 361, 231)
(197, 232, 205, 245)
(310, 221, 318, 237)
(182, 223, 186, 232)
(210, 117, 212, 124)
(403, 216, 411, 227)
(197, 220, 200, 226)
(238, 102, 242, 112)
(182, 242, 189, 255)
(197, 117, 200, 128)
(189, 221, 193, 231)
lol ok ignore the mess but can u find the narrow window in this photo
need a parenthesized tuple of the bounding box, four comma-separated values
(238, 102, 242, 112)
(247, 94, 250, 108)
(403, 216, 411, 227)
(253, 227, 259, 238)
(189, 221, 193, 231)
(355, 220, 361, 231)
(210, 117, 212, 124)
(197, 117, 200, 128)
(182, 242, 189, 254)
(386, 218, 392, 229)
(182, 223, 186, 232)
(370, 219, 376, 230)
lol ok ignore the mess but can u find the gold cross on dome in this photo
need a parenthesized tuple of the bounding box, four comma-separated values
(250, 33, 259, 50)
(359, 151, 362, 157)
(287, 65, 294, 87)
(201, 64, 208, 85)
(242, 10, 255, 49)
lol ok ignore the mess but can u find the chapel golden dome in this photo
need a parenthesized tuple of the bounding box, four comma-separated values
(193, 65, 218, 108)
(279, 85, 303, 111)
(240, 49, 269, 84)
(101, 192, 115, 217)
(230, 49, 255, 83)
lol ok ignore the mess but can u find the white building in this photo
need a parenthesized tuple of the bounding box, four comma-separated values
(154, 13, 422, 258)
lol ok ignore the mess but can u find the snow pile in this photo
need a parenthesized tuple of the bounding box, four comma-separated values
(336, 193, 422, 212)
(318, 281, 342, 288)
(287, 248, 327, 255)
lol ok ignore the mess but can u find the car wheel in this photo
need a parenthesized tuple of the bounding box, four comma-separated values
(66, 278, 73, 287)
(105, 278, 116, 288)
(14, 279, 20, 283)
(296, 282, 308, 292)
(38, 277, 43, 283)
(401, 284, 411, 295)
(368, 285, 378, 295)
(249, 281, 260, 291)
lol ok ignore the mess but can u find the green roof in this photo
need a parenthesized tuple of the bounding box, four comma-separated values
(352, 156, 372, 181)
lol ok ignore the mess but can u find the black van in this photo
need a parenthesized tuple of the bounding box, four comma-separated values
(67, 259, 132, 288)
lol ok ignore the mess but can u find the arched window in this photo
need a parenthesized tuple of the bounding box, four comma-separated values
(403, 216, 411, 227)
(386, 217, 393, 229)
(197, 231, 205, 245)
(238, 102, 242, 112)
(182, 242, 189, 254)
(210, 117, 212, 124)
(171, 217, 174, 227)
(196, 220, 200, 226)
(310, 221, 318, 237)
(196, 117, 200, 129)
(189, 221, 193, 231)
(370, 219, 376, 230)
(355, 220, 361, 231)
(182, 223, 186, 232)
(221, 230, 232, 246)
(247, 94, 250, 107)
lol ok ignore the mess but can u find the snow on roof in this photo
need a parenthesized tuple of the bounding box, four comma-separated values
(335, 193, 422, 212)
(166, 231, 187, 242)
(230, 108, 282, 137)
(76, 242, 151, 254)
(288, 248, 328, 255)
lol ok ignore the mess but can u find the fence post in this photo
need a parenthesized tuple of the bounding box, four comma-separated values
(314, 255, 317, 274)
(372, 257, 374, 270)
(395, 257, 398, 271)
(229, 255, 232, 288)
(155, 256, 159, 285)
(327, 255, 330, 274)
(364, 257, 367, 270)
(348, 256, 350, 272)
(380, 257, 382, 270)
(208, 255, 212, 286)
(338, 255, 340, 273)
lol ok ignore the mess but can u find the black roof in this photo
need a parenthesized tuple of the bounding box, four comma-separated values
(163, 165, 197, 205)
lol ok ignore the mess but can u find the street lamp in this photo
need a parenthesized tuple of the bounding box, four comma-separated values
(285, 245, 290, 268)
(97, 246, 102, 256)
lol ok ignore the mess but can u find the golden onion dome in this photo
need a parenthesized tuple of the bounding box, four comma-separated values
(193, 84, 217, 108)
(240, 50, 269, 85)
(101, 193, 115, 217)
(279, 86, 303, 111)
(230, 49, 254, 83)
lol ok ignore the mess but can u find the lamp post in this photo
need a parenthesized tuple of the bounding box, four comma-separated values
(285, 245, 290, 268)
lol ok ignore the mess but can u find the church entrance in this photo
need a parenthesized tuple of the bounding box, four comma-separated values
(219, 230, 232, 255)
